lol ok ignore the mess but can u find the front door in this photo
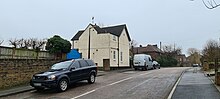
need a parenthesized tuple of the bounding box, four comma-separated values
(103, 59, 110, 71)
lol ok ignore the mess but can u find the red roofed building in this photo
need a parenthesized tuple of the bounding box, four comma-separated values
(132, 44, 162, 60)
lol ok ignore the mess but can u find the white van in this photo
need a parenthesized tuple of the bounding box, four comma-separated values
(133, 54, 153, 70)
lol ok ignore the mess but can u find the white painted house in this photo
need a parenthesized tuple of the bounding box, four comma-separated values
(71, 24, 131, 70)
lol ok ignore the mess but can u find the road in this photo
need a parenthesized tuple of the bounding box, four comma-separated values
(2, 67, 188, 99)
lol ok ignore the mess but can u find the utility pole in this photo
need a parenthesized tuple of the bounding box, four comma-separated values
(160, 41, 162, 55)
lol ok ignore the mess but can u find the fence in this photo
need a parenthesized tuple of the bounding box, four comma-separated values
(0, 46, 55, 59)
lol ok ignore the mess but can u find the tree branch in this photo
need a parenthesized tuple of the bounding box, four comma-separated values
(202, 0, 220, 9)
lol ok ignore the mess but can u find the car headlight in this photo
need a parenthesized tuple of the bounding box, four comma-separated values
(48, 75, 56, 80)
(32, 76, 35, 80)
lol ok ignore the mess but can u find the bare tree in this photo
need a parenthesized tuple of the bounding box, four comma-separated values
(18, 38, 25, 48)
(0, 40, 3, 45)
(163, 45, 173, 53)
(130, 39, 138, 48)
(30, 38, 37, 49)
(187, 48, 199, 55)
(24, 39, 31, 49)
(36, 38, 47, 50)
(202, 39, 220, 61)
(202, 0, 220, 9)
(187, 48, 201, 64)
(8, 38, 19, 48)
(163, 45, 182, 56)
(29, 38, 47, 50)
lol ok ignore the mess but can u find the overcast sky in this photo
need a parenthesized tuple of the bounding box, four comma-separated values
(0, 0, 220, 55)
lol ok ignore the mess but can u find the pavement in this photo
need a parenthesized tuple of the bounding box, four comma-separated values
(0, 68, 133, 98)
(172, 67, 220, 99)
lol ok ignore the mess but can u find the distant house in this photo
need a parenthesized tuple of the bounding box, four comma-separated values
(132, 44, 162, 60)
(71, 24, 131, 70)
(175, 54, 187, 67)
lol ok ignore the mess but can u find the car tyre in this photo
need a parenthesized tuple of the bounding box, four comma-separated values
(153, 65, 156, 69)
(88, 73, 96, 84)
(144, 66, 148, 71)
(58, 78, 68, 92)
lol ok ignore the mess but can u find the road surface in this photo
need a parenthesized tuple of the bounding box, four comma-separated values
(2, 67, 188, 99)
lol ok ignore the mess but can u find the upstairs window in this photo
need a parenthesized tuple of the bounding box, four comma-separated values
(113, 35, 116, 41)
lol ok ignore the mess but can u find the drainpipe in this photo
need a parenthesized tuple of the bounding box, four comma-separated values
(118, 36, 119, 69)
(88, 27, 91, 59)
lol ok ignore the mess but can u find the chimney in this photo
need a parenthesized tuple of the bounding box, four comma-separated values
(153, 44, 157, 47)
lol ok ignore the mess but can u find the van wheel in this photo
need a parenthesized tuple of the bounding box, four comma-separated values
(144, 66, 148, 71)
(58, 78, 68, 92)
(88, 73, 96, 84)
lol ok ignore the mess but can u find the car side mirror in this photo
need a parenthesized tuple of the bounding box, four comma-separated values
(70, 67, 75, 71)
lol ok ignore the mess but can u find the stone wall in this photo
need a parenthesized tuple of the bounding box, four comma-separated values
(0, 59, 60, 89)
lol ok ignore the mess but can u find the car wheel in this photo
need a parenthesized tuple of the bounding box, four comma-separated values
(153, 65, 156, 69)
(35, 87, 44, 91)
(88, 73, 96, 84)
(58, 78, 68, 92)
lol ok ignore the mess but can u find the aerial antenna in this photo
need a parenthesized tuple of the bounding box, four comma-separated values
(92, 17, 94, 24)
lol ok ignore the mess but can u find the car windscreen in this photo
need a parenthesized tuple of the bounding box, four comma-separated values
(51, 61, 72, 70)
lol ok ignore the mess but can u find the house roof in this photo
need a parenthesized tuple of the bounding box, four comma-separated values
(145, 45, 162, 52)
(133, 44, 162, 54)
(71, 30, 84, 40)
(71, 24, 131, 41)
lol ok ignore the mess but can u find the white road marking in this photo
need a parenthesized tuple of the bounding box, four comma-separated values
(71, 71, 152, 99)
(126, 76, 156, 93)
(109, 77, 133, 86)
(167, 70, 185, 99)
(71, 90, 96, 99)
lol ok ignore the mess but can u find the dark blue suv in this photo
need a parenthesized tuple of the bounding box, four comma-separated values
(30, 59, 97, 92)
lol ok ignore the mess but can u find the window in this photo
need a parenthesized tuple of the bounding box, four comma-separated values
(72, 61, 80, 69)
(179, 58, 182, 62)
(113, 35, 116, 41)
(148, 57, 152, 61)
(79, 60, 89, 67)
(120, 52, 123, 61)
(51, 61, 72, 70)
(113, 51, 116, 59)
(86, 60, 95, 66)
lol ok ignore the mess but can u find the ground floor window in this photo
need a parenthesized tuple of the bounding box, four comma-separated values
(113, 51, 116, 59)
(120, 52, 123, 61)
